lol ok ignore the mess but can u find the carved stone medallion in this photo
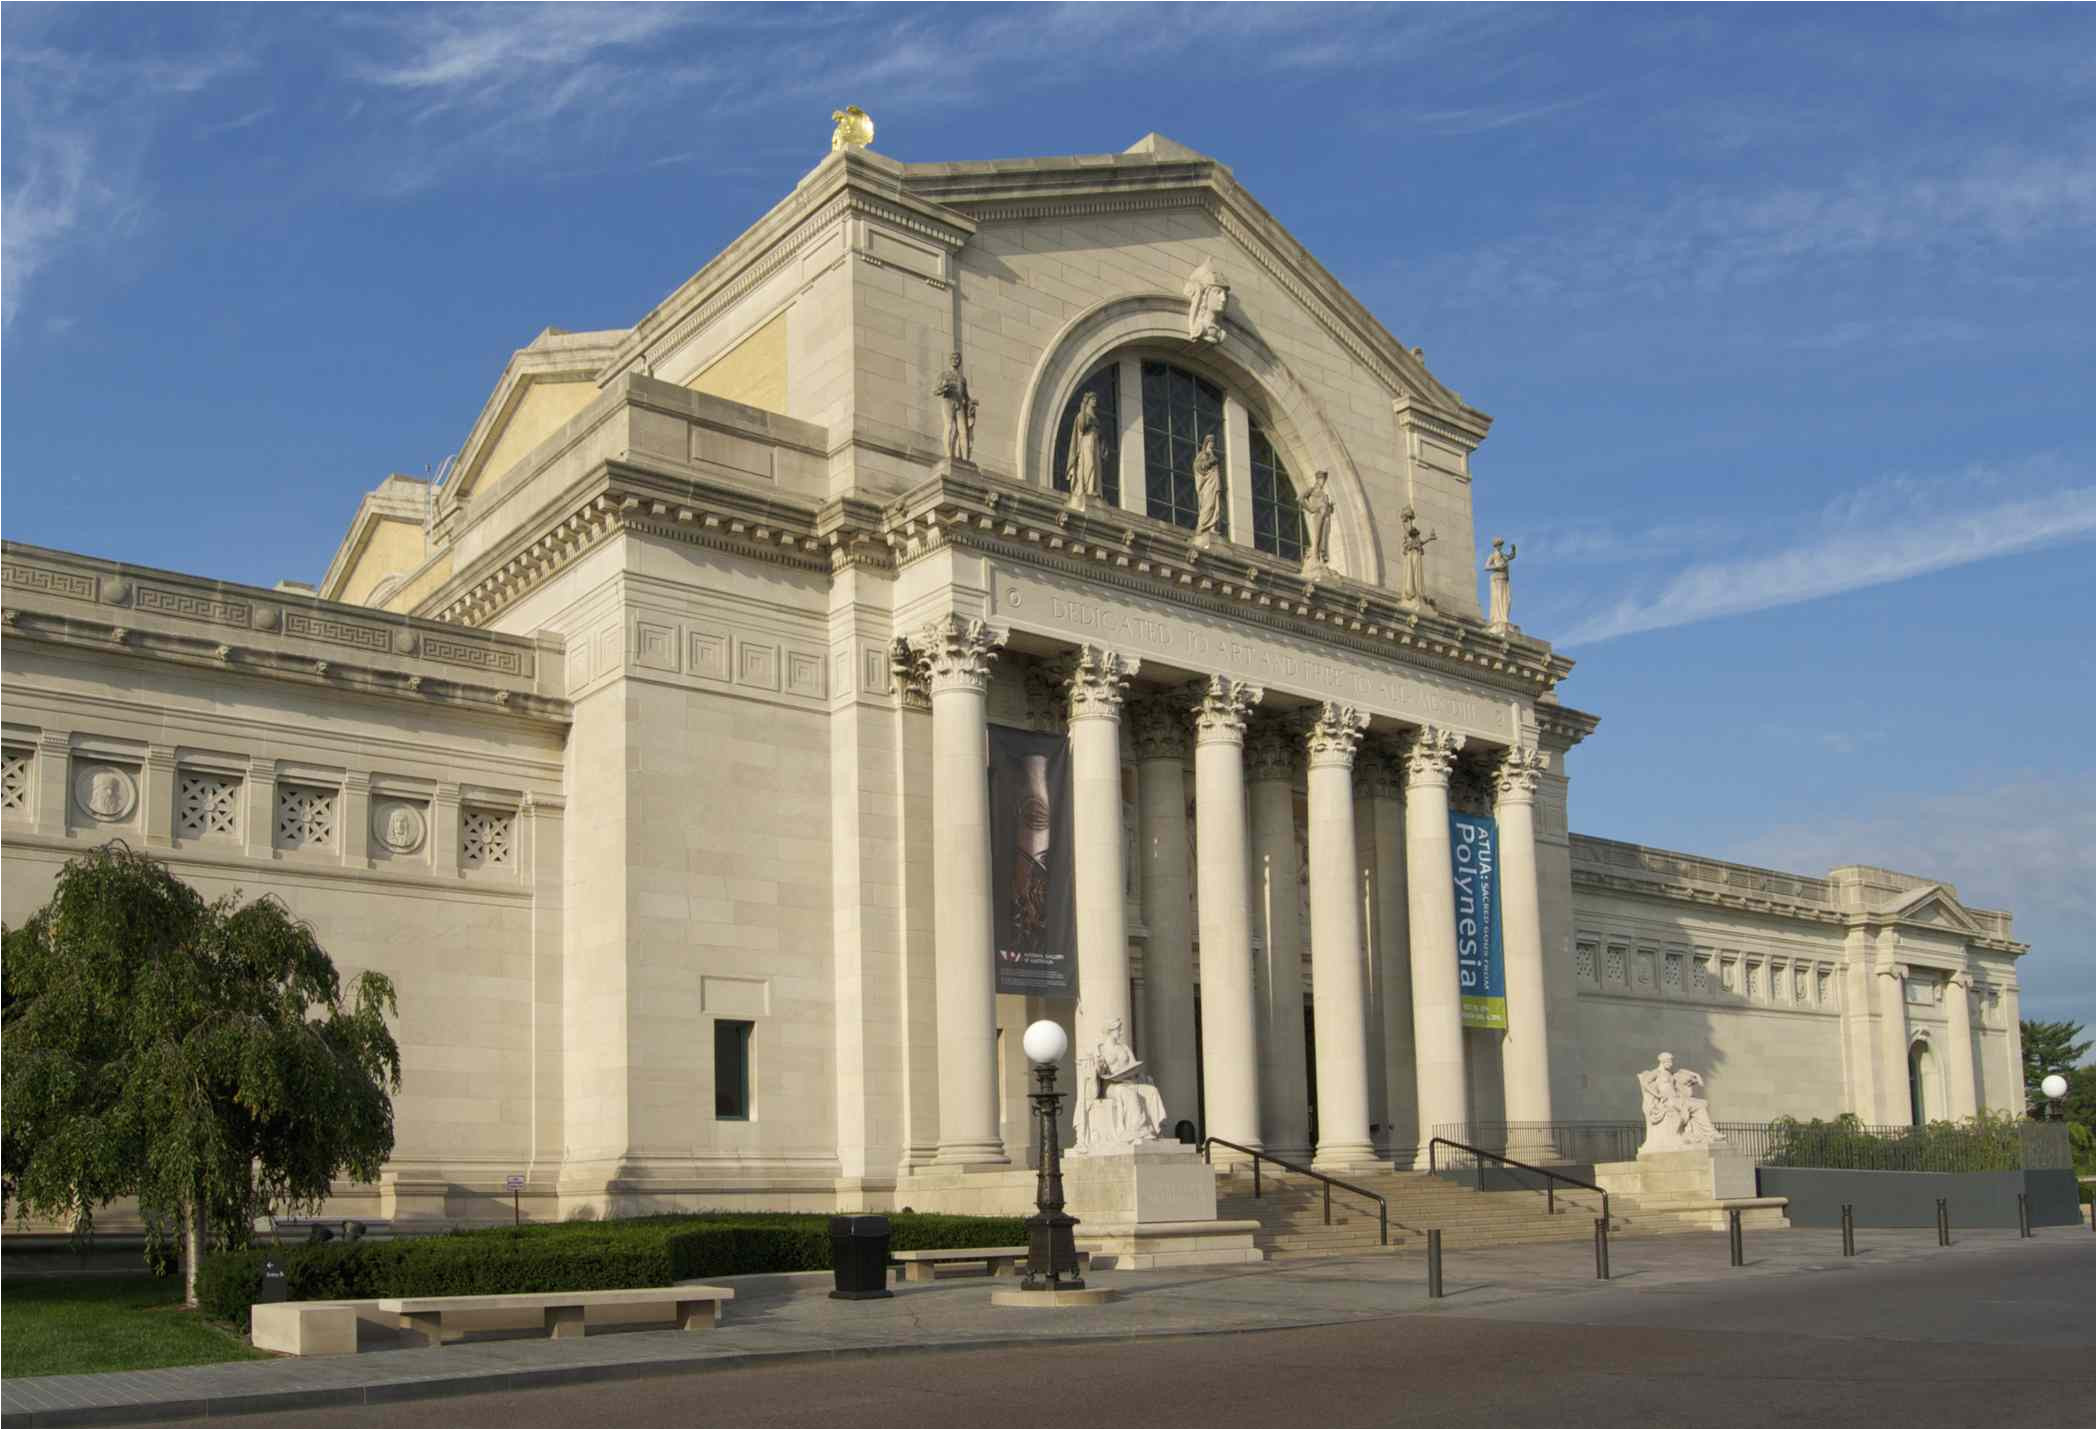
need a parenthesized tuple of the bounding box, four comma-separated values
(73, 763, 138, 821)
(373, 800, 428, 854)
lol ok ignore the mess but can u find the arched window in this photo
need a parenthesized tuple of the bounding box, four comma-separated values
(1249, 423, 1304, 563)
(1052, 366, 1120, 506)
(1140, 361, 1225, 536)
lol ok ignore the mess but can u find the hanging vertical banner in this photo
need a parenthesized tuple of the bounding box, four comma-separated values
(1450, 811, 1507, 1029)
(988, 724, 1077, 997)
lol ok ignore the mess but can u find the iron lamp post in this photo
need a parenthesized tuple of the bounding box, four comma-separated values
(1019, 1019, 1085, 1292)
(2042, 1072, 2068, 1121)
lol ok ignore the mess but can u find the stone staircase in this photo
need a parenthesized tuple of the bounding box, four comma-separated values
(1215, 1164, 1659, 1260)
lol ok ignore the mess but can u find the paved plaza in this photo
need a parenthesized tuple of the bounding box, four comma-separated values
(3, 1227, 2089, 1427)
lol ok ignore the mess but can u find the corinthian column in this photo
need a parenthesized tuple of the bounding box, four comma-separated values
(1064, 645, 1140, 1075)
(1305, 703, 1377, 1169)
(910, 615, 1010, 1167)
(1360, 746, 1417, 1161)
(1134, 697, 1199, 1132)
(1191, 676, 1265, 1158)
(1247, 720, 1310, 1162)
(1492, 746, 1556, 1154)
(1404, 725, 1468, 1165)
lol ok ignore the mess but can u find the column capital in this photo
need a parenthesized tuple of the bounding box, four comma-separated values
(1401, 725, 1466, 788)
(888, 636, 931, 710)
(907, 615, 1006, 695)
(1302, 702, 1369, 771)
(1491, 745, 1551, 806)
(1877, 960, 1910, 981)
(1131, 693, 1189, 761)
(1245, 718, 1299, 783)
(1190, 676, 1263, 746)
(1062, 644, 1140, 722)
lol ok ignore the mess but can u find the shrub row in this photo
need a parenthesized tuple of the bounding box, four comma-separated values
(198, 1212, 1028, 1329)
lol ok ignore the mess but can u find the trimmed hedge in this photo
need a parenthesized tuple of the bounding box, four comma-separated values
(199, 1212, 1028, 1329)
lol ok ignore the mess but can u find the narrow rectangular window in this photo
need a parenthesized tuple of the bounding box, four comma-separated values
(714, 1019, 753, 1120)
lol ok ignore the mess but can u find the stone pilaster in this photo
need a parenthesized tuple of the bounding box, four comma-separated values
(1492, 745, 1556, 1155)
(1064, 645, 1140, 1078)
(909, 615, 1010, 1167)
(1874, 950, 1912, 1126)
(1944, 970, 1980, 1120)
(1190, 676, 1264, 1159)
(1246, 718, 1310, 1163)
(1133, 696, 1199, 1135)
(1403, 724, 1468, 1165)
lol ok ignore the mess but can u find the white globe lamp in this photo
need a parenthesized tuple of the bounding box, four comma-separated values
(2041, 1073, 2069, 1100)
(1023, 1020, 1069, 1066)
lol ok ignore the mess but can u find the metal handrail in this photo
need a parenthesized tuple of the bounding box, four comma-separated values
(1427, 1136, 1611, 1222)
(1201, 1136, 1388, 1246)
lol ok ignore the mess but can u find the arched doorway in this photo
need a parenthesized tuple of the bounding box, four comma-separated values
(1907, 1039, 1937, 1127)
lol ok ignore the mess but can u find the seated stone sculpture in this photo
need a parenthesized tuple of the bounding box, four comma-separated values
(1073, 1017, 1167, 1154)
(1637, 1051, 1725, 1154)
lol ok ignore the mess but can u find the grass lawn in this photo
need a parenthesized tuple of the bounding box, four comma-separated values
(2, 1276, 268, 1379)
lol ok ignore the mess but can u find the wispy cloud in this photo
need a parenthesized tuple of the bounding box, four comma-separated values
(1555, 459, 2095, 646)
(1, 128, 101, 329)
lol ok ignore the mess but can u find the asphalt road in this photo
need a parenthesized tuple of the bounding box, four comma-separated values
(178, 1239, 2093, 1428)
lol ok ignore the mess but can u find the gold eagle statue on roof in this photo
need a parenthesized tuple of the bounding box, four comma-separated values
(830, 106, 875, 152)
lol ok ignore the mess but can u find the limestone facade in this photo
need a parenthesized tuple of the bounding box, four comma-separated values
(0, 134, 2027, 1224)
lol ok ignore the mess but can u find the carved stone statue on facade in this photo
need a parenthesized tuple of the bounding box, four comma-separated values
(1183, 258, 1229, 344)
(1300, 469, 1335, 573)
(1192, 433, 1224, 544)
(1399, 506, 1437, 604)
(1065, 390, 1107, 506)
(1485, 537, 1517, 629)
(932, 352, 977, 462)
(1637, 1051, 1725, 1154)
(1074, 1017, 1168, 1154)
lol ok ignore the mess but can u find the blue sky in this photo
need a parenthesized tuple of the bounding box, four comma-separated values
(5, 4, 2092, 1033)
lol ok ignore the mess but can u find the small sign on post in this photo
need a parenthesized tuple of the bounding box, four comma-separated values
(506, 1174, 525, 1228)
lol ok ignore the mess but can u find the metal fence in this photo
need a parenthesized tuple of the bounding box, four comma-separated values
(1434, 1119, 2073, 1174)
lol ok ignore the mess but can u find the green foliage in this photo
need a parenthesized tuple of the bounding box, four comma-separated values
(2021, 1019, 2094, 1120)
(198, 1211, 1028, 1329)
(1761, 1110, 2038, 1172)
(2, 1275, 267, 1379)
(2, 843, 401, 1294)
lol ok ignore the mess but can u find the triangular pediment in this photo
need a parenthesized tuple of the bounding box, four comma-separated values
(1878, 884, 1985, 935)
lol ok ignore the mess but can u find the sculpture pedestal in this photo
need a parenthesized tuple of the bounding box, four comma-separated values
(1064, 1142, 1263, 1270)
(1594, 1149, 1789, 1232)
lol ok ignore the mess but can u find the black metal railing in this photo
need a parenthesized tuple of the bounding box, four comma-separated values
(1427, 1137, 1610, 1222)
(1435, 1119, 2074, 1174)
(1201, 1137, 1388, 1246)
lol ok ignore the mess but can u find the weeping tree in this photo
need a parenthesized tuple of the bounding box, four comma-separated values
(3, 843, 400, 1306)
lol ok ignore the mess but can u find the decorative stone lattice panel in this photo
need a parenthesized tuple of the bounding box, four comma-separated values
(1604, 946, 1627, 986)
(1, 747, 30, 814)
(1692, 957, 1711, 994)
(1634, 951, 1655, 990)
(276, 784, 337, 850)
(176, 773, 241, 839)
(1720, 960, 1737, 993)
(1818, 970, 1832, 1006)
(462, 808, 515, 869)
(1770, 963, 1787, 1001)
(1663, 952, 1683, 990)
(1795, 969, 1809, 1002)
(1574, 943, 1596, 984)
(1745, 963, 1760, 998)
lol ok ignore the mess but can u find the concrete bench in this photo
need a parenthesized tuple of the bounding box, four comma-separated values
(889, 1247, 1091, 1283)
(376, 1286, 735, 1347)
(251, 1300, 363, 1357)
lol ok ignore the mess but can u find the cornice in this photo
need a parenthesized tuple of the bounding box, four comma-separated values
(883, 465, 1574, 703)
(1, 543, 568, 726)
(1536, 702, 1602, 751)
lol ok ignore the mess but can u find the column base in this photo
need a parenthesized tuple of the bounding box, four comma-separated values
(932, 1141, 1011, 1171)
(1311, 1142, 1385, 1174)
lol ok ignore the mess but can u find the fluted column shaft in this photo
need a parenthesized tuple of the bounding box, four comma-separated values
(1134, 700, 1199, 1132)
(912, 616, 1010, 1167)
(1247, 722, 1310, 1162)
(1192, 677, 1265, 1157)
(1493, 747, 1556, 1151)
(1306, 704, 1377, 1169)
(1875, 950, 1913, 1125)
(1066, 646, 1140, 1076)
(1944, 972, 1979, 1120)
(1363, 750, 1417, 1160)
(1404, 726, 1469, 1165)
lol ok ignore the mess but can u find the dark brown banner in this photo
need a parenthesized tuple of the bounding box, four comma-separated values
(988, 724, 1077, 997)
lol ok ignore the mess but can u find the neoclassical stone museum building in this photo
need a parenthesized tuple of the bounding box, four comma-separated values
(0, 132, 2031, 1225)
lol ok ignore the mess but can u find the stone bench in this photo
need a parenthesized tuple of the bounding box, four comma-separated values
(376, 1286, 735, 1347)
(251, 1300, 363, 1357)
(889, 1248, 1091, 1283)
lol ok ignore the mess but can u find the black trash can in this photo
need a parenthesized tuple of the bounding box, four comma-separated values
(828, 1214, 894, 1301)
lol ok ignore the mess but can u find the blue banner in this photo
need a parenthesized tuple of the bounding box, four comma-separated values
(1449, 811, 1507, 1030)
